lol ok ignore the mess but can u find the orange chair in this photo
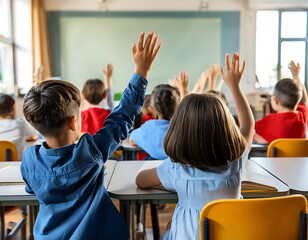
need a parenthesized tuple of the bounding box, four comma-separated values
(267, 138, 308, 157)
(200, 195, 307, 240)
(0, 141, 18, 161)
(0, 141, 26, 239)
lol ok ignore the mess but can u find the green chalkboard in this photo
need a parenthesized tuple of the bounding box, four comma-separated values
(47, 12, 240, 95)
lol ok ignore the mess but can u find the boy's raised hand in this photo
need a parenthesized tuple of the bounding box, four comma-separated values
(102, 63, 113, 88)
(132, 31, 162, 79)
(289, 60, 300, 82)
(219, 52, 246, 89)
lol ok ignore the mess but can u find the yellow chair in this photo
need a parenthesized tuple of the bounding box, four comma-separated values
(200, 195, 307, 240)
(0, 140, 18, 161)
(267, 138, 308, 157)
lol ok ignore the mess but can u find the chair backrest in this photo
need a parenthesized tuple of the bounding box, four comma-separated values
(0, 141, 18, 161)
(200, 195, 308, 240)
(267, 138, 308, 157)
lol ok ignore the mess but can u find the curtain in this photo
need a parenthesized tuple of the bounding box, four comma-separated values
(32, 0, 52, 84)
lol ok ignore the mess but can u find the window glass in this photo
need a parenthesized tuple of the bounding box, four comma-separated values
(0, 42, 14, 93)
(0, 0, 12, 39)
(281, 11, 307, 38)
(280, 41, 306, 83)
(256, 11, 279, 88)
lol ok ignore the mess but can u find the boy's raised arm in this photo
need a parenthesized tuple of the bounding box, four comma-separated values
(219, 52, 254, 149)
(289, 61, 307, 106)
(93, 32, 162, 161)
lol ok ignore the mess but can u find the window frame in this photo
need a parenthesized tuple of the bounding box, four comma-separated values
(277, 9, 308, 87)
(0, 0, 16, 92)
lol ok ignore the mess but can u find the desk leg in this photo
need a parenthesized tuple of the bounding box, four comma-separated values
(29, 206, 35, 240)
(150, 204, 160, 240)
(130, 201, 135, 240)
(0, 207, 4, 240)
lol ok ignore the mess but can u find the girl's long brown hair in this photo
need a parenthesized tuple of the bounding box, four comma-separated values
(163, 93, 246, 170)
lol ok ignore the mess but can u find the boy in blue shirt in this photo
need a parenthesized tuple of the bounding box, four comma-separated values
(20, 31, 161, 240)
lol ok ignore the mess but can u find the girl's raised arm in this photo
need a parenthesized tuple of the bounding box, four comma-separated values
(219, 52, 254, 149)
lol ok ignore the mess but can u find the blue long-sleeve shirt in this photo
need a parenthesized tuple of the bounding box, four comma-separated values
(20, 74, 147, 240)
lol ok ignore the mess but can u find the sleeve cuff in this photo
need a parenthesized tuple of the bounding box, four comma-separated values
(130, 73, 148, 94)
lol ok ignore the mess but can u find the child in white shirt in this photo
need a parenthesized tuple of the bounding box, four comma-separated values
(0, 94, 38, 160)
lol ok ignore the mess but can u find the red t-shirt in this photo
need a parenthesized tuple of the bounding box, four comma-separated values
(255, 103, 308, 143)
(81, 108, 110, 136)
(142, 113, 155, 123)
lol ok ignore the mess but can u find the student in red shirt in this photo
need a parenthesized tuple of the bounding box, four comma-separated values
(81, 64, 114, 135)
(254, 61, 308, 144)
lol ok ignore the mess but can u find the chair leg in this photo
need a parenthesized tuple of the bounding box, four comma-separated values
(0, 207, 5, 240)
(150, 204, 160, 240)
(300, 212, 307, 240)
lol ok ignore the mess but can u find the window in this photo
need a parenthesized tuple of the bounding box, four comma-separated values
(256, 10, 308, 88)
(0, 0, 14, 94)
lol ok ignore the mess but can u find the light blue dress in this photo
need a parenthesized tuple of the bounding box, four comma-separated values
(156, 149, 249, 240)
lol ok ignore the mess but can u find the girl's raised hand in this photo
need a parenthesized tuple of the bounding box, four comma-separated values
(132, 31, 162, 79)
(219, 52, 246, 89)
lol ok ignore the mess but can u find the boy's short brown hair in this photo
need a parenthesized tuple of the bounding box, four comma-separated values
(0, 94, 15, 117)
(23, 80, 81, 136)
(273, 78, 302, 109)
(163, 93, 246, 170)
(82, 79, 106, 105)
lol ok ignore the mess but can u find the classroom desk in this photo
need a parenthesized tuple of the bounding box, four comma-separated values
(0, 160, 117, 240)
(119, 140, 146, 160)
(249, 143, 268, 157)
(251, 143, 268, 152)
(107, 160, 289, 240)
(251, 157, 308, 196)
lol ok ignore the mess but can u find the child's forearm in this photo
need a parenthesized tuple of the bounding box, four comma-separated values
(93, 74, 147, 161)
(106, 88, 114, 111)
(229, 85, 254, 146)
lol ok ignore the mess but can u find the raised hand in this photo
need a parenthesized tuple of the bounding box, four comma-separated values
(174, 70, 189, 99)
(289, 60, 300, 82)
(219, 52, 246, 89)
(219, 52, 254, 148)
(102, 64, 114, 88)
(132, 31, 162, 79)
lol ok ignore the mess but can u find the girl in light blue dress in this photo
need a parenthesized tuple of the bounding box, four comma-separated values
(136, 52, 254, 240)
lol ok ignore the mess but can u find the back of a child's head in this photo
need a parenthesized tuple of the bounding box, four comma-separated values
(82, 79, 106, 105)
(0, 94, 15, 118)
(207, 90, 229, 107)
(151, 84, 180, 120)
(143, 94, 152, 113)
(163, 93, 246, 170)
(23, 80, 81, 137)
(273, 78, 302, 109)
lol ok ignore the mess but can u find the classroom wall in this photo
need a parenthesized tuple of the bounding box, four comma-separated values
(46, 11, 241, 98)
(44, 0, 257, 99)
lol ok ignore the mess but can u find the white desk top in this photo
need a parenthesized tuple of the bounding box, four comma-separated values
(252, 157, 308, 195)
(0, 160, 117, 204)
(107, 160, 289, 201)
(120, 140, 144, 152)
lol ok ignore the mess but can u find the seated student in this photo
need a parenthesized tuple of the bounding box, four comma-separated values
(254, 61, 307, 144)
(142, 94, 155, 123)
(0, 94, 38, 160)
(81, 64, 114, 135)
(20, 31, 161, 239)
(129, 84, 180, 160)
(136, 52, 254, 240)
